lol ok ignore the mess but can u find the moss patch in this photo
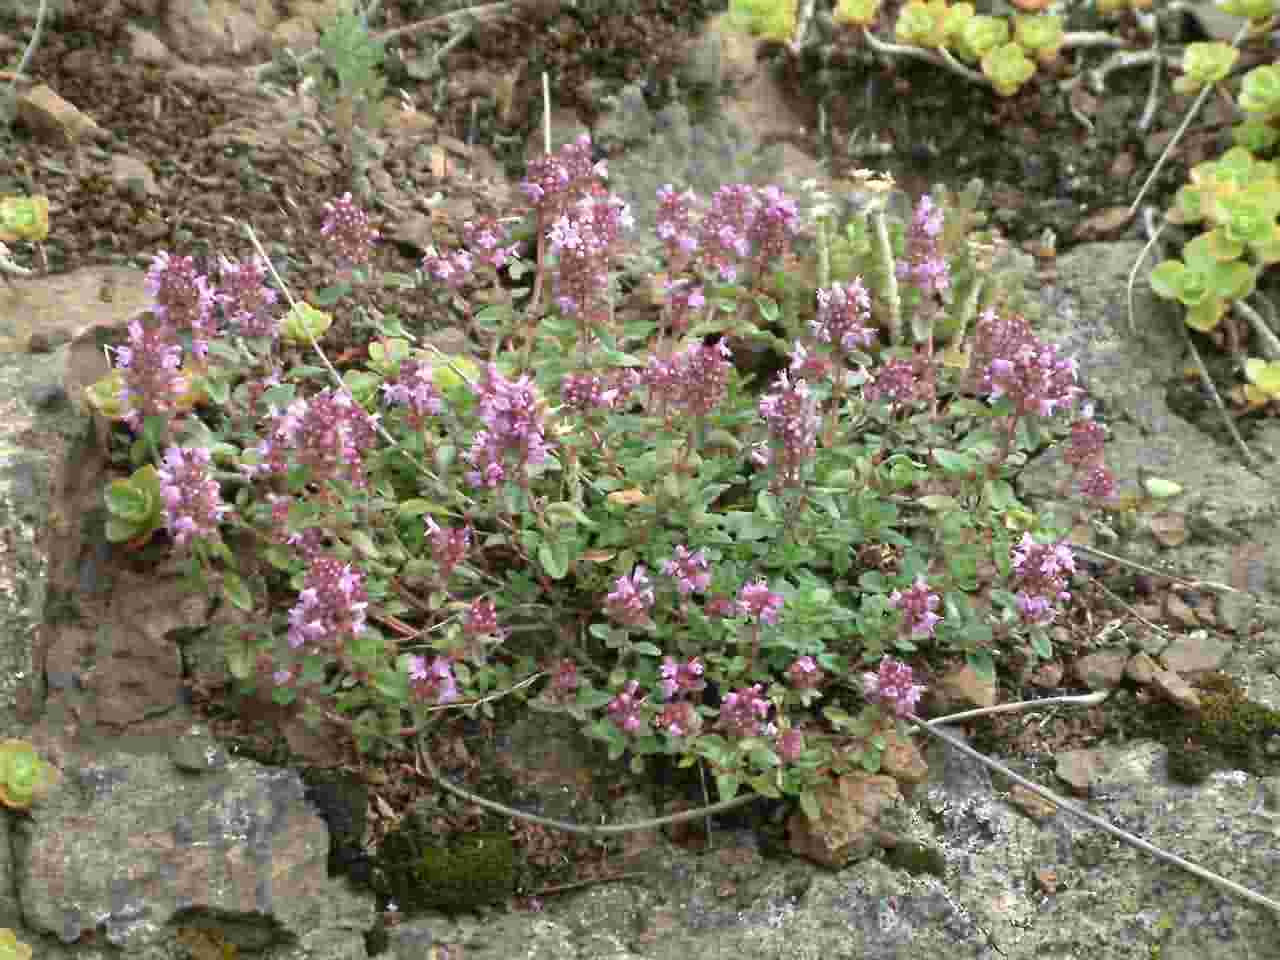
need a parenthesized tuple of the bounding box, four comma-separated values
(375, 820, 516, 913)
(1129, 672, 1280, 785)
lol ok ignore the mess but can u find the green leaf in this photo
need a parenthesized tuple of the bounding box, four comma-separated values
(538, 540, 570, 580)
(314, 283, 353, 306)
(1143, 476, 1184, 499)
(222, 571, 253, 612)
(799, 788, 822, 822)
(931, 449, 974, 474)
(348, 529, 381, 559)
(917, 494, 958, 511)
(715, 773, 741, 801)
(398, 498, 446, 518)
(631, 642, 663, 657)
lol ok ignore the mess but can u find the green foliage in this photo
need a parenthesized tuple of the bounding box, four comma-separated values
(1013, 14, 1064, 63)
(279, 301, 334, 345)
(956, 14, 1009, 63)
(1216, 0, 1277, 20)
(306, 1, 387, 128)
(376, 820, 515, 913)
(895, 0, 951, 47)
(104, 464, 165, 545)
(728, 0, 798, 41)
(834, 0, 882, 27)
(0, 740, 56, 811)
(1135, 672, 1280, 785)
(981, 42, 1036, 97)
(1238, 64, 1280, 119)
(0, 929, 32, 960)
(1174, 42, 1239, 95)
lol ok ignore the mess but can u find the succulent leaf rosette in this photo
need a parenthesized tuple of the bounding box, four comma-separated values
(0, 740, 57, 811)
(104, 464, 166, 545)
(0, 195, 50, 244)
(280, 301, 334, 345)
(0, 929, 32, 960)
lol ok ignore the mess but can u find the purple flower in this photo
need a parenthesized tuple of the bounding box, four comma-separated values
(464, 364, 552, 489)
(380, 359, 445, 425)
(643, 340, 733, 418)
(426, 518, 471, 582)
(718, 683, 774, 739)
(144, 251, 219, 356)
(462, 217, 521, 271)
(736, 579, 784, 625)
(757, 371, 820, 490)
(887, 576, 942, 639)
(1010, 534, 1075, 625)
(896, 195, 950, 297)
(863, 657, 926, 718)
(777, 727, 805, 763)
(286, 556, 370, 654)
(217, 255, 278, 338)
(409, 655, 459, 704)
(321, 192, 379, 267)
(113, 316, 187, 430)
(786, 656, 823, 690)
(814, 280, 877, 354)
(658, 656, 706, 699)
(607, 567, 655, 627)
(970, 310, 1082, 421)
(520, 133, 604, 219)
(156, 445, 228, 548)
(607, 680, 648, 734)
(255, 387, 380, 489)
(865, 357, 928, 410)
(662, 545, 711, 596)
(655, 700, 701, 738)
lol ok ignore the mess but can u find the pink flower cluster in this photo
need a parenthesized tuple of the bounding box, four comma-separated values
(464, 363, 552, 489)
(754, 371, 820, 490)
(865, 356, 930, 411)
(718, 683, 775, 739)
(862, 656, 926, 718)
(786, 655, 824, 690)
(659, 655, 706, 698)
(380, 358, 445, 428)
(409, 654, 460, 705)
(521, 132, 605, 220)
(607, 680, 648, 734)
(254, 387, 380, 489)
(321, 192, 380, 267)
(970, 310, 1082, 420)
(642, 339, 733, 418)
(218, 255, 278, 338)
(736, 578, 785, 625)
(606, 566, 655, 627)
(156, 445, 228, 548)
(144, 251, 219, 357)
(426, 518, 471, 582)
(113, 315, 187, 430)
(286, 556, 369, 655)
(814, 280, 877, 355)
(546, 186, 634, 321)
(662, 545, 711, 596)
(1010, 533, 1075, 625)
(1063, 417, 1116, 502)
(896, 195, 950, 298)
(888, 576, 942, 639)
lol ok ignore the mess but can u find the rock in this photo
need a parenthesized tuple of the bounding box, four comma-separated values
(1217, 591, 1257, 634)
(126, 25, 173, 65)
(931, 662, 998, 710)
(110, 152, 159, 197)
(786, 772, 901, 868)
(1152, 668, 1202, 712)
(1073, 651, 1127, 690)
(15, 84, 106, 147)
(1160, 632, 1233, 674)
(1125, 651, 1161, 685)
(1055, 748, 1112, 796)
(878, 730, 929, 797)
